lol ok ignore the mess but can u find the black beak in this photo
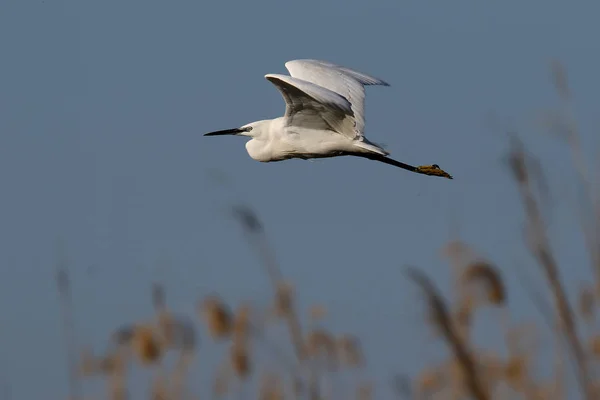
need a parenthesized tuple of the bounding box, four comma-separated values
(204, 127, 251, 136)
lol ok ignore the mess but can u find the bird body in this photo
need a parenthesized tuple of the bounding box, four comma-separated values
(205, 59, 452, 179)
(241, 117, 383, 163)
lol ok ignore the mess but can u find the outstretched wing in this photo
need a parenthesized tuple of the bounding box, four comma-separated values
(284, 59, 389, 139)
(265, 74, 356, 135)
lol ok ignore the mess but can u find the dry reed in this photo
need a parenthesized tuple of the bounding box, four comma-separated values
(45, 61, 600, 400)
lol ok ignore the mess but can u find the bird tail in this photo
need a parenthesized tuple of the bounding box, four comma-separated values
(353, 139, 389, 156)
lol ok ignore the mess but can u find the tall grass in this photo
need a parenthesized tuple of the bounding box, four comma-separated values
(55, 61, 599, 399)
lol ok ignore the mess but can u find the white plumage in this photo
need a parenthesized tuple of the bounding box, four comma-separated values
(204, 59, 452, 179)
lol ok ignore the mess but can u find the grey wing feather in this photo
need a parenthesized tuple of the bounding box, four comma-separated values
(265, 74, 356, 134)
(284, 59, 389, 139)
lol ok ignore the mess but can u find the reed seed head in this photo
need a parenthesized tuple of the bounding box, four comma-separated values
(504, 355, 527, 391)
(230, 343, 251, 379)
(274, 282, 294, 318)
(200, 295, 233, 340)
(131, 324, 164, 366)
(462, 261, 506, 306)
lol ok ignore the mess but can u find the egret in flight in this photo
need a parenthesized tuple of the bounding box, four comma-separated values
(204, 59, 452, 179)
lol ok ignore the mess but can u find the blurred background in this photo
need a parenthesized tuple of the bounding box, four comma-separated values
(1, 0, 599, 398)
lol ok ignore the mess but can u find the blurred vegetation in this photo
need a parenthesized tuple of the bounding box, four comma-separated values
(46, 61, 600, 399)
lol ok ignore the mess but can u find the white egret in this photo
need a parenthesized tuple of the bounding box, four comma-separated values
(204, 59, 452, 179)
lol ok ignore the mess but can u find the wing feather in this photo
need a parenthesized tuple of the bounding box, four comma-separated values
(265, 74, 355, 134)
(284, 59, 389, 139)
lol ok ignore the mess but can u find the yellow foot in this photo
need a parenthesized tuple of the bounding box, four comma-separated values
(415, 164, 453, 179)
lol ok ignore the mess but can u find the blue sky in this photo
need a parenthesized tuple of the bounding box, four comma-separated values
(1, 0, 600, 398)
